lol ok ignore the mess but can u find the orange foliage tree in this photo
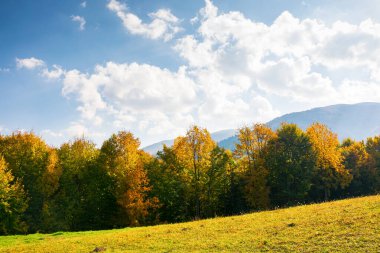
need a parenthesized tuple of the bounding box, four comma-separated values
(99, 131, 157, 226)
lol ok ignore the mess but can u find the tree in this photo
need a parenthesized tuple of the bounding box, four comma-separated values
(0, 132, 61, 232)
(99, 131, 157, 227)
(146, 145, 189, 223)
(340, 139, 378, 196)
(204, 146, 231, 217)
(173, 126, 216, 219)
(306, 123, 352, 201)
(365, 136, 380, 193)
(235, 124, 275, 210)
(53, 138, 111, 231)
(266, 123, 316, 206)
(0, 156, 28, 235)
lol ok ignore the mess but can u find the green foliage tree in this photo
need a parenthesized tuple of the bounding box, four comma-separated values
(266, 123, 316, 206)
(53, 138, 112, 231)
(146, 145, 189, 223)
(204, 146, 231, 217)
(0, 156, 28, 235)
(341, 139, 378, 196)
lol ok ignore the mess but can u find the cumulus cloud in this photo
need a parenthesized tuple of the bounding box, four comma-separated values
(175, 0, 380, 111)
(71, 15, 86, 31)
(80, 1, 86, 8)
(33, 0, 380, 145)
(107, 0, 181, 41)
(16, 57, 45, 69)
(60, 62, 197, 140)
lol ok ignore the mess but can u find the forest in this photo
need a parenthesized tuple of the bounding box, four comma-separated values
(0, 122, 379, 235)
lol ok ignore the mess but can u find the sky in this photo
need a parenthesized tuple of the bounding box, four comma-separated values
(1, 0, 380, 147)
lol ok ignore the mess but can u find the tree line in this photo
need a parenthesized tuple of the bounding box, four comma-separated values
(0, 123, 379, 235)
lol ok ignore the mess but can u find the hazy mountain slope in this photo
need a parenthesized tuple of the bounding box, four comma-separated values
(218, 102, 380, 150)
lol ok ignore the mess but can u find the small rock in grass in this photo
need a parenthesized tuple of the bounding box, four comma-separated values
(92, 246, 106, 252)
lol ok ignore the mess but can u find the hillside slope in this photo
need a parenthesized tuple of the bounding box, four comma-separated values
(1, 195, 379, 252)
(219, 102, 380, 150)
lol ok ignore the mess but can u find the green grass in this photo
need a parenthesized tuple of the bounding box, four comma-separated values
(1, 195, 379, 252)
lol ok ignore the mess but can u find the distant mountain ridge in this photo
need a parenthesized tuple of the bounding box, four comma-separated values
(143, 102, 380, 154)
(143, 129, 236, 155)
(219, 102, 380, 151)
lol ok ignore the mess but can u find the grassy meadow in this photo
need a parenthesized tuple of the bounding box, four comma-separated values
(0, 195, 379, 253)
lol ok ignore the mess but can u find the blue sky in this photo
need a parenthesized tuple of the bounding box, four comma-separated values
(1, 0, 380, 147)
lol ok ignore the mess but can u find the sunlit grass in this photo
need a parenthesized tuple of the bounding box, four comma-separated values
(1, 195, 379, 252)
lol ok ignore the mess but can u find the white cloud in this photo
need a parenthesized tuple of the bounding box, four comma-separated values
(33, 0, 380, 146)
(41, 65, 65, 80)
(107, 0, 181, 41)
(16, 57, 45, 69)
(61, 62, 197, 137)
(66, 122, 88, 138)
(175, 0, 380, 111)
(62, 69, 107, 121)
(71, 15, 86, 31)
(80, 1, 86, 8)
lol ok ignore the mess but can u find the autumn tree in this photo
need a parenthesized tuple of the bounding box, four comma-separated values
(204, 146, 231, 217)
(0, 156, 28, 235)
(146, 145, 189, 223)
(99, 131, 157, 227)
(266, 123, 316, 206)
(340, 139, 378, 196)
(235, 124, 276, 210)
(53, 138, 112, 231)
(306, 123, 352, 201)
(173, 126, 216, 219)
(0, 132, 61, 232)
(364, 136, 380, 192)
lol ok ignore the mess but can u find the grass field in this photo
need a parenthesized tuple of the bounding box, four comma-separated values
(0, 195, 379, 252)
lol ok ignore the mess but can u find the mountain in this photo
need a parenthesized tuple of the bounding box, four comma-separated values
(143, 129, 236, 155)
(218, 102, 380, 150)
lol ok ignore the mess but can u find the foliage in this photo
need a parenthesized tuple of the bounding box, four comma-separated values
(52, 138, 111, 231)
(235, 124, 275, 209)
(99, 131, 157, 227)
(365, 136, 380, 193)
(173, 126, 216, 219)
(266, 123, 316, 206)
(146, 145, 189, 223)
(0, 122, 379, 235)
(306, 123, 352, 200)
(0, 132, 61, 233)
(0, 156, 28, 235)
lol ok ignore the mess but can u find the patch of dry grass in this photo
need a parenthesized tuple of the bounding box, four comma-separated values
(1, 195, 379, 252)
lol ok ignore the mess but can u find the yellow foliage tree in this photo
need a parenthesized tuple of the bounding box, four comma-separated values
(100, 131, 157, 226)
(0, 131, 61, 232)
(306, 123, 352, 200)
(173, 125, 216, 218)
(0, 156, 28, 234)
(235, 124, 276, 209)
